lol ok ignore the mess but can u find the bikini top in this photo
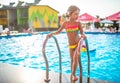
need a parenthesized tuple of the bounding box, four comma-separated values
(65, 25, 79, 33)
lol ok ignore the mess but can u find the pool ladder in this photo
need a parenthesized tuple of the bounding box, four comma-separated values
(85, 39, 90, 83)
(42, 36, 62, 83)
(42, 36, 90, 83)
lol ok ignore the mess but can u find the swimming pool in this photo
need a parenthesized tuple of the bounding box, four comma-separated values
(0, 32, 120, 82)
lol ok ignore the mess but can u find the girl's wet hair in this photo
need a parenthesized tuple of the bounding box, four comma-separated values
(67, 5, 80, 15)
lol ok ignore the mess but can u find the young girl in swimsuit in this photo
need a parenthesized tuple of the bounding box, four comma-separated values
(46, 5, 86, 81)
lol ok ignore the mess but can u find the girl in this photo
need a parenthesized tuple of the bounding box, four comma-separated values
(46, 5, 86, 81)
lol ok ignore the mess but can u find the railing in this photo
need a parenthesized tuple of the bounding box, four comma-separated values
(42, 36, 90, 83)
(42, 36, 62, 83)
(85, 39, 90, 83)
(78, 38, 90, 83)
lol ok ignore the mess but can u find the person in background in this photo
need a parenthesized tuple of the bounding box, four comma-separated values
(109, 26, 114, 32)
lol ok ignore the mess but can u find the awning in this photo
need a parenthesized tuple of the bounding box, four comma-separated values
(78, 13, 100, 22)
(106, 11, 120, 20)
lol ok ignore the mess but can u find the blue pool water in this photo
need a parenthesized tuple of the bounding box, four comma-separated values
(0, 32, 120, 82)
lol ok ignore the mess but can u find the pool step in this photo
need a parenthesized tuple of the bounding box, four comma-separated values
(0, 63, 114, 83)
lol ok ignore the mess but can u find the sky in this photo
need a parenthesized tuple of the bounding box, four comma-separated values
(0, 0, 120, 18)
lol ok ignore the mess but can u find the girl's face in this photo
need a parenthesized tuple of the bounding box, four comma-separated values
(70, 10, 79, 20)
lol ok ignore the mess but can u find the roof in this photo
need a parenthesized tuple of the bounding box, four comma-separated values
(0, 6, 29, 10)
(29, 5, 59, 13)
(0, 5, 59, 13)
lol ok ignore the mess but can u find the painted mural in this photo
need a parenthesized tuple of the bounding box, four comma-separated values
(28, 6, 58, 28)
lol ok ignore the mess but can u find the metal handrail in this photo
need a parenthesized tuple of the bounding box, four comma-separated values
(78, 38, 90, 83)
(42, 36, 90, 83)
(85, 38, 90, 83)
(42, 36, 62, 83)
(77, 38, 83, 83)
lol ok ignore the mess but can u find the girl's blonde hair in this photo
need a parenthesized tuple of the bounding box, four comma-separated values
(67, 5, 80, 15)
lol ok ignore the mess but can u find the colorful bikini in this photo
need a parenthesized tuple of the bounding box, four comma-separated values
(66, 25, 79, 33)
(65, 25, 79, 49)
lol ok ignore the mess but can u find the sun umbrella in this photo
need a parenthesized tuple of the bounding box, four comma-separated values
(78, 13, 100, 22)
(106, 11, 120, 20)
(100, 20, 113, 24)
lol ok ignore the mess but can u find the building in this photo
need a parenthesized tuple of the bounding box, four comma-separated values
(0, 5, 59, 31)
(0, 7, 17, 28)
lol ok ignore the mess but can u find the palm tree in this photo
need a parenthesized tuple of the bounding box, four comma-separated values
(17, 1, 24, 7)
(34, 0, 41, 5)
(9, 2, 15, 7)
(25, 0, 41, 6)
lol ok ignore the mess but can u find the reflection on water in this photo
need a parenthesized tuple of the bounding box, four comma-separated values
(0, 33, 120, 82)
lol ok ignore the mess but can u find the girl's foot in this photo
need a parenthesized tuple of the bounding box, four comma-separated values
(72, 75, 78, 81)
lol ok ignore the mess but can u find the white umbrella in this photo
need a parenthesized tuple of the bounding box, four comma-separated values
(100, 20, 113, 24)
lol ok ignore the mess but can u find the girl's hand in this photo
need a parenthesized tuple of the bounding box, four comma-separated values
(46, 33, 53, 39)
(81, 34, 86, 39)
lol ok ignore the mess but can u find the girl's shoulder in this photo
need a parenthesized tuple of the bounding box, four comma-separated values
(62, 21, 69, 26)
(76, 21, 81, 24)
(76, 21, 82, 26)
(63, 21, 80, 27)
(61, 21, 68, 28)
(64, 21, 69, 24)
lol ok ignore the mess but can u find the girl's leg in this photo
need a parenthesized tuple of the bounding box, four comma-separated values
(71, 41, 81, 81)
(69, 48, 76, 83)
(69, 49, 75, 70)
(71, 50, 79, 81)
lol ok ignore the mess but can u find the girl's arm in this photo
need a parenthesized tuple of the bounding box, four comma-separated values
(46, 22, 66, 38)
(78, 22, 84, 35)
(52, 22, 66, 35)
(78, 22, 86, 39)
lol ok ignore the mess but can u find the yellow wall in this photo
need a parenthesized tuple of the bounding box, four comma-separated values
(0, 10, 8, 26)
(28, 6, 58, 28)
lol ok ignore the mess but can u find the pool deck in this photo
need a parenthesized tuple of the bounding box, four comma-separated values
(0, 63, 115, 83)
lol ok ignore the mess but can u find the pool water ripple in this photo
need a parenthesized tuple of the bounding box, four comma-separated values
(0, 33, 120, 82)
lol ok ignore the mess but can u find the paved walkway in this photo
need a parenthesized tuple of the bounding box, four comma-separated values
(0, 63, 115, 83)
